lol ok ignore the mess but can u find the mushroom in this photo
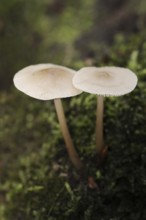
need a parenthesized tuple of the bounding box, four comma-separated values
(13, 63, 83, 171)
(73, 66, 138, 155)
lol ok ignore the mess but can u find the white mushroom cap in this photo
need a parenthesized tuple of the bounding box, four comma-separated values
(13, 63, 82, 100)
(73, 66, 138, 96)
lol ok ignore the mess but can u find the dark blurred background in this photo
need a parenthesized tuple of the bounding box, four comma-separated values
(1, 1, 146, 219)
(0, 0, 146, 90)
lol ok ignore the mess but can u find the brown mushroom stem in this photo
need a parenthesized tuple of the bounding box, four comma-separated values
(96, 95, 104, 154)
(54, 98, 83, 171)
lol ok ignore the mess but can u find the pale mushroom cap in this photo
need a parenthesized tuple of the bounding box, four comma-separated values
(13, 64, 82, 100)
(73, 66, 138, 96)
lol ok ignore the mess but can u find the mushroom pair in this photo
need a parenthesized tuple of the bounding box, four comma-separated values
(13, 64, 138, 171)
(13, 64, 83, 171)
(72, 66, 138, 156)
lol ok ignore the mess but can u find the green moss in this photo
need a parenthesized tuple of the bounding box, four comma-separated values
(1, 1, 146, 218)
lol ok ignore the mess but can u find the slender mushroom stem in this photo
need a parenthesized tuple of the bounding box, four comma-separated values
(96, 95, 104, 154)
(54, 98, 83, 171)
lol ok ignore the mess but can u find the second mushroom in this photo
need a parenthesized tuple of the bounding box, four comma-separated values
(73, 66, 138, 157)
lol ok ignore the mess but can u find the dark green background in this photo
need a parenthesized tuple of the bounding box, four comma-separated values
(0, 0, 146, 219)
